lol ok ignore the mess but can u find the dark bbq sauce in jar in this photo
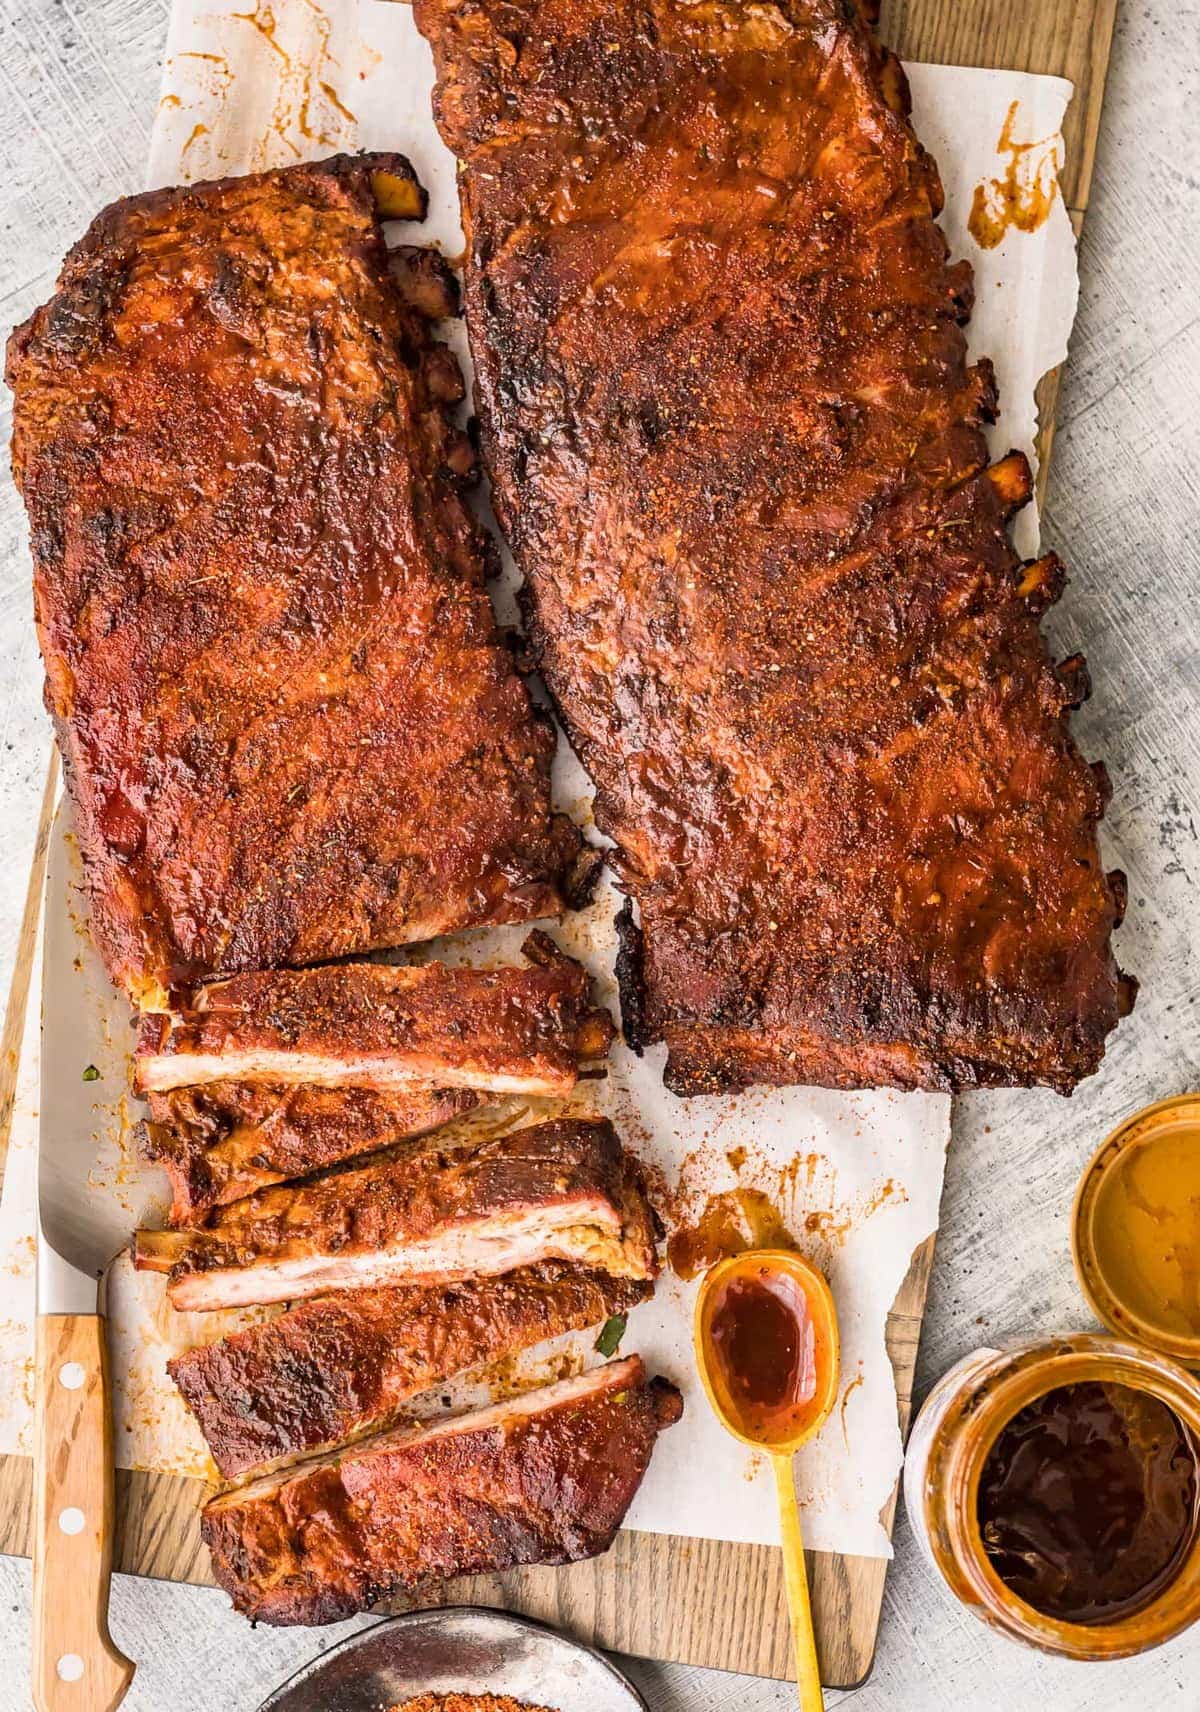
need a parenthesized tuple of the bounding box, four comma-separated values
(977, 1380, 1200, 1624)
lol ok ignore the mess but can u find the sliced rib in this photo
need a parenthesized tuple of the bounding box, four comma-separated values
(201, 1356, 682, 1624)
(133, 1118, 659, 1310)
(170, 1262, 651, 1477)
(134, 933, 613, 1098)
(413, 0, 1131, 1094)
(7, 153, 588, 1005)
(139, 1082, 480, 1226)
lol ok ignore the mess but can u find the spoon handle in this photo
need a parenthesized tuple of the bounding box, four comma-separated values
(773, 1453, 824, 1712)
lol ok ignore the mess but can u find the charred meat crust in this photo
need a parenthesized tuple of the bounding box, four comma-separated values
(200, 1357, 681, 1625)
(138, 1083, 481, 1226)
(388, 243, 462, 320)
(169, 1261, 651, 1478)
(132, 1118, 661, 1308)
(412, 0, 1131, 1096)
(7, 152, 582, 1003)
(613, 896, 647, 1056)
(663, 1022, 1108, 1099)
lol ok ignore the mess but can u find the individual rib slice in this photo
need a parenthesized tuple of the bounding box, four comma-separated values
(170, 1262, 651, 1477)
(413, 0, 1131, 1094)
(201, 1356, 682, 1624)
(7, 152, 587, 1005)
(139, 1082, 480, 1226)
(133, 1118, 658, 1310)
(134, 932, 613, 1099)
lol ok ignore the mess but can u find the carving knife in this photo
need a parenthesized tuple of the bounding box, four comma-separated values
(34, 803, 142, 1712)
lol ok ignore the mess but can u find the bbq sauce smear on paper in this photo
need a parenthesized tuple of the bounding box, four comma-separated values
(977, 1382, 1199, 1623)
(668, 1189, 794, 1281)
(968, 99, 1060, 250)
(706, 1268, 820, 1447)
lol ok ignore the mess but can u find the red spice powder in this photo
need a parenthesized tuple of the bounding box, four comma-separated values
(390, 1697, 557, 1712)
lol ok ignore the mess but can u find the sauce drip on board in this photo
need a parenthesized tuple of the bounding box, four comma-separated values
(977, 1381, 1199, 1624)
(701, 1262, 829, 1447)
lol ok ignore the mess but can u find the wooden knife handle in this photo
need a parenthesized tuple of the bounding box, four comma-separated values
(33, 1315, 134, 1712)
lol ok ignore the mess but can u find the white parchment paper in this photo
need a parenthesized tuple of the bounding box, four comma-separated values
(0, 3, 1081, 1561)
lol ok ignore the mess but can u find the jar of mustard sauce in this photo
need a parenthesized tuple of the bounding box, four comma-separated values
(903, 1335, 1200, 1659)
(1072, 1094, 1200, 1365)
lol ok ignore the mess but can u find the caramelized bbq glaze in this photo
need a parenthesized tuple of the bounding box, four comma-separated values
(134, 933, 614, 1097)
(136, 933, 613, 1222)
(413, 0, 1131, 1094)
(169, 1261, 650, 1477)
(201, 1357, 682, 1625)
(140, 1081, 480, 1225)
(7, 154, 588, 1003)
(133, 1118, 660, 1309)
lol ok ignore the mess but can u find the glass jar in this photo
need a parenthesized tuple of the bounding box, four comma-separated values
(903, 1334, 1200, 1659)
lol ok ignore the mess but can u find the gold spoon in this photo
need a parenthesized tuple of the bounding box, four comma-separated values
(694, 1249, 840, 1711)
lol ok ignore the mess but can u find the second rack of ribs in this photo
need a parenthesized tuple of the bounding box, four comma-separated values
(414, 0, 1132, 1095)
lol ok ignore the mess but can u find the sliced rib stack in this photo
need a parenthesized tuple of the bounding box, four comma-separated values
(135, 931, 614, 1223)
(125, 917, 671, 1617)
(143, 1111, 673, 1621)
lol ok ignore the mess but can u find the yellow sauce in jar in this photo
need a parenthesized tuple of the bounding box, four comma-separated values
(1074, 1096, 1200, 1364)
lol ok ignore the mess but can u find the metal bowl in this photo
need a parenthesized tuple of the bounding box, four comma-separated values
(257, 1607, 649, 1712)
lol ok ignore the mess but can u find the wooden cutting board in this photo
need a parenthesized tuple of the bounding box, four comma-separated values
(0, 0, 1117, 1684)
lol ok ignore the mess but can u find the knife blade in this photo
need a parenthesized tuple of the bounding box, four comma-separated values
(34, 801, 141, 1712)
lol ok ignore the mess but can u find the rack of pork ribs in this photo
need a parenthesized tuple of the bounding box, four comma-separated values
(7, 151, 597, 1011)
(413, 0, 1134, 1095)
(8, 153, 679, 1626)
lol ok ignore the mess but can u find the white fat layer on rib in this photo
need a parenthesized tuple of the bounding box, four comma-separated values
(168, 1204, 642, 1311)
(211, 1357, 642, 1508)
(135, 1049, 571, 1097)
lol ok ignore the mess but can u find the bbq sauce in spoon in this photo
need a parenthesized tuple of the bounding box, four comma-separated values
(977, 1380, 1200, 1624)
(694, 1251, 839, 1712)
(704, 1264, 826, 1447)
